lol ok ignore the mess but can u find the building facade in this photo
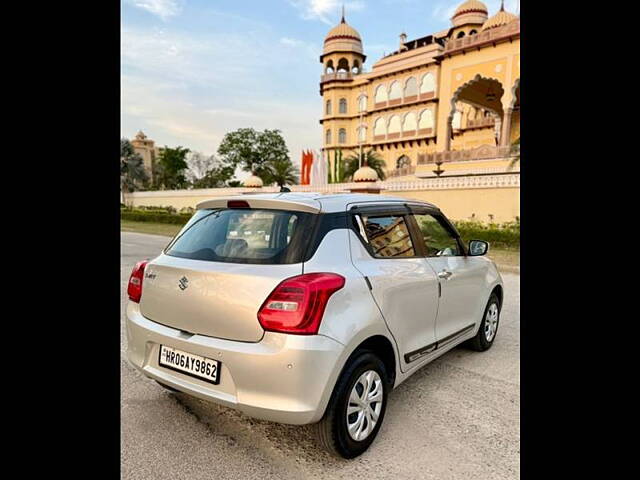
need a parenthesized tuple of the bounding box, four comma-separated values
(320, 0, 520, 180)
(130, 130, 163, 180)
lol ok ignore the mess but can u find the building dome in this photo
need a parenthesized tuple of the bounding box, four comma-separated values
(452, 0, 488, 27)
(482, 4, 518, 31)
(243, 174, 263, 188)
(322, 16, 363, 58)
(353, 165, 379, 182)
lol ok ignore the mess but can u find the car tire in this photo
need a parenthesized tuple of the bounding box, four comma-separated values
(314, 351, 389, 459)
(466, 292, 501, 352)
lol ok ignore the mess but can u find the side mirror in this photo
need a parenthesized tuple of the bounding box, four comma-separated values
(468, 239, 489, 256)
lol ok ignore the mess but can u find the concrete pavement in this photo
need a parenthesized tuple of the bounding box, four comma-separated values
(121, 231, 519, 480)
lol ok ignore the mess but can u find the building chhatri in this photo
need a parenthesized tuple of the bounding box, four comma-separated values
(320, 0, 520, 180)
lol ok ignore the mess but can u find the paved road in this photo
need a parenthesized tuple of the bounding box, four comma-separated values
(121, 231, 519, 480)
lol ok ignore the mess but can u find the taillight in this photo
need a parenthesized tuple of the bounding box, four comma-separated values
(127, 260, 149, 303)
(257, 273, 345, 335)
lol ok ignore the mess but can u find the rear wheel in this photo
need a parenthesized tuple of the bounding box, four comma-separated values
(466, 292, 501, 352)
(314, 351, 389, 459)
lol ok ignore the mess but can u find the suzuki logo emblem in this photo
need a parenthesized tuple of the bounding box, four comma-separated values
(178, 276, 189, 291)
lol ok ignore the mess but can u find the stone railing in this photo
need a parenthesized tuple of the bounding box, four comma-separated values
(465, 117, 495, 129)
(128, 174, 519, 201)
(417, 144, 519, 165)
(444, 20, 520, 54)
(321, 72, 354, 82)
(386, 165, 417, 178)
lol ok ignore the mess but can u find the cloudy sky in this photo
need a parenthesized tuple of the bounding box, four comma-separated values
(121, 0, 519, 171)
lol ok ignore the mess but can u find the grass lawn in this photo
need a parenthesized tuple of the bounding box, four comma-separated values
(121, 220, 182, 237)
(120, 220, 519, 272)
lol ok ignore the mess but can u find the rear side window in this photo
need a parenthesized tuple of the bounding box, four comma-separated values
(360, 215, 416, 258)
(165, 209, 313, 264)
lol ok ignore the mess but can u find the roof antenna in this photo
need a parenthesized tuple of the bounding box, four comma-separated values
(341, 4, 345, 23)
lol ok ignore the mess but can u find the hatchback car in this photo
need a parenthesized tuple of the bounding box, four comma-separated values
(126, 192, 503, 458)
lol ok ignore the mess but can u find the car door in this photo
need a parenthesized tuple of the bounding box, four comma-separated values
(407, 209, 488, 344)
(347, 203, 440, 372)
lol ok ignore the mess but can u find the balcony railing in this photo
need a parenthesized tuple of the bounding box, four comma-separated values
(321, 72, 354, 82)
(386, 165, 417, 179)
(444, 20, 520, 54)
(417, 144, 519, 165)
(465, 117, 496, 129)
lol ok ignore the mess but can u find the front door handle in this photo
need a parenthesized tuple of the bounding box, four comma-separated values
(438, 270, 452, 280)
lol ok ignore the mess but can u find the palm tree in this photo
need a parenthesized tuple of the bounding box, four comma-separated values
(120, 138, 149, 203)
(269, 159, 299, 187)
(343, 149, 387, 181)
(508, 137, 520, 170)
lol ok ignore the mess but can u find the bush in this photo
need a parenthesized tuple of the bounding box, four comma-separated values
(121, 210, 191, 225)
(453, 219, 519, 249)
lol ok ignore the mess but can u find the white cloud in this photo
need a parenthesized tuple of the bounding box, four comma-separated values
(288, 0, 365, 24)
(121, 25, 322, 162)
(127, 0, 184, 21)
(431, 0, 520, 23)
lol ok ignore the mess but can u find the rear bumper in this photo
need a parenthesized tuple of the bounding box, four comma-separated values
(125, 302, 344, 425)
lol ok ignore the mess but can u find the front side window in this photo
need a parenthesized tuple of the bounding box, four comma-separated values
(326, 100, 332, 115)
(412, 214, 460, 257)
(360, 215, 415, 258)
(165, 209, 311, 264)
(338, 128, 347, 144)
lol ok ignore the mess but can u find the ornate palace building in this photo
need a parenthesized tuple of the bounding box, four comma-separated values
(320, 0, 520, 180)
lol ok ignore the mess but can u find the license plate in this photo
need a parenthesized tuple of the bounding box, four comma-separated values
(158, 345, 221, 385)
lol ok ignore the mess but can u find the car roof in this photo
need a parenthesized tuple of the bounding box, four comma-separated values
(196, 192, 438, 214)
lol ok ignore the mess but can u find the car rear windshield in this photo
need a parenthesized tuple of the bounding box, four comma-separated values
(165, 208, 314, 264)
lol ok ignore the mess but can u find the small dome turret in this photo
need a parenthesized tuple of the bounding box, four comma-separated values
(482, 1, 518, 31)
(451, 0, 488, 27)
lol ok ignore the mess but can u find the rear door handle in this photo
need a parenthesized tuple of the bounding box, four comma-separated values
(438, 270, 452, 280)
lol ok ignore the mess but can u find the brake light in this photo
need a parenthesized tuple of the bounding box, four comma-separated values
(127, 260, 149, 303)
(227, 200, 250, 208)
(257, 273, 345, 335)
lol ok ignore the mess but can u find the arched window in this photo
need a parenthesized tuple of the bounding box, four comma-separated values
(402, 112, 417, 133)
(358, 126, 367, 142)
(352, 59, 361, 74)
(457, 31, 465, 39)
(338, 128, 347, 144)
(358, 95, 367, 112)
(388, 115, 401, 134)
(339, 98, 347, 114)
(404, 77, 418, 98)
(337, 58, 349, 72)
(326, 99, 332, 115)
(420, 73, 435, 94)
(326, 129, 331, 144)
(373, 117, 386, 137)
(374, 85, 388, 103)
(418, 110, 434, 130)
(325, 60, 334, 74)
(469, 29, 477, 35)
(389, 81, 402, 101)
(396, 155, 411, 169)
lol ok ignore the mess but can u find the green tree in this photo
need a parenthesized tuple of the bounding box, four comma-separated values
(155, 146, 190, 190)
(217, 128, 293, 186)
(186, 151, 234, 188)
(227, 180, 243, 187)
(120, 138, 149, 203)
(343, 149, 387, 181)
(508, 137, 520, 170)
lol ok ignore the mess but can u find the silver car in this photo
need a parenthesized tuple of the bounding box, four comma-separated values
(126, 193, 503, 458)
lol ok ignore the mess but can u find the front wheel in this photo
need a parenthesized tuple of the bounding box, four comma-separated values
(314, 351, 389, 459)
(466, 292, 501, 352)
